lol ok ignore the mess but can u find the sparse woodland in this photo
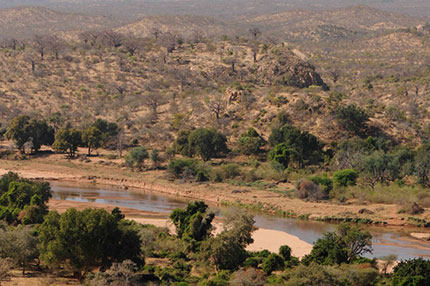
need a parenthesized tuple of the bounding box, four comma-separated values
(1, 3, 430, 285)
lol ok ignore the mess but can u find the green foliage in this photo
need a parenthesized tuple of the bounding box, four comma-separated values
(285, 263, 345, 286)
(0, 226, 38, 274)
(170, 201, 214, 243)
(415, 142, 430, 187)
(302, 224, 372, 266)
(5, 115, 54, 153)
(262, 253, 284, 274)
(237, 128, 266, 155)
(279, 245, 292, 261)
(392, 258, 430, 286)
(201, 208, 257, 271)
(309, 174, 333, 193)
(81, 126, 103, 156)
(0, 173, 51, 224)
(269, 124, 324, 168)
(211, 163, 241, 182)
(199, 271, 230, 286)
(333, 169, 358, 187)
(167, 158, 210, 182)
(125, 146, 149, 170)
(151, 149, 160, 165)
(335, 104, 369, 136)
(174, 130, 192, 157)
(52, 124, 82, 157)
(188, 128, 229, 161)
(92, 118, 119, 146)
(38, 208, 142, 282)
(269, 143, 296, 169)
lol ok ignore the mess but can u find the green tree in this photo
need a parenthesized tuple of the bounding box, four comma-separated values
(268, 143, 296, 169)
(335, 104, 369, 136)
(52, 124, 82, 157)
(279, 245, 292, 261)
(82, 126, 103, 156)
(360, 151, 392, 190)
(237, 128, 265, 155)
(38, 208, 142, 282)
(262, 253, 284, 274)
(0, 226, 38, 275)
(92, 119, 119, 147)
(333, 169, 358, 187)
(5, 115, 31, 153)
(415, 142, 430, 187)
(188, 128, 228, 161)
(200, 208, 257, 271)
(302, 224, 372, 266)
(268, 124, 324, 168)
(125, 146, 149, 171)
(392, 258, 430, 286)
(5, 115, 54, 153)
(0, 174, 51, 224)
(170, 201, 214, 243)
(174, 130, 192, 157)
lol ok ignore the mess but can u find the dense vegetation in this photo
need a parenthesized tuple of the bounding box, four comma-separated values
(0, 174, 428, 285)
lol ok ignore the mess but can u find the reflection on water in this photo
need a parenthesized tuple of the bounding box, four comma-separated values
(50, 182, 430, 260)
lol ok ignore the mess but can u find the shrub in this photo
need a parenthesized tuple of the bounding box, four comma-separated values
(230, 267, 266, 286)
(125, 146, 149, 170)
(237, 128, 265, 155)
(335, 104, 369, 135)
(211, 164, 241, 182)
(309, 174, 333, 193)
(279, 245, 292, 261)
(268, 124, 324, 168)
(188, 128, 229, 161)
(333, 169, 358, 187)
(295, 179, 328, 201)
(262, 253, 284, 274)
(167, 158, 209, 182)
(392, 258, 430, 286)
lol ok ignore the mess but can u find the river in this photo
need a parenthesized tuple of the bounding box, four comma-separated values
(49, 181, 430, 260)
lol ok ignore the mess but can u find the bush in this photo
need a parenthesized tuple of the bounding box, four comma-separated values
(262, 253, 284, 274)
(237, 128, 265, 155)
(125, 146, 149, 170)
(167, 158, 209, 182)
(335, 104, 369, 135)
(392, 258, 430, 286)
(211, 164, 241, 182)
(268, 124, 324, 168)
(333, 169, 358, 187)
(279, 245, 292, 261)
(309, 174, 333, 193)
(188, 128, 229, 161)
(230, 267, 266, 286)
(295, 179, 328, 201)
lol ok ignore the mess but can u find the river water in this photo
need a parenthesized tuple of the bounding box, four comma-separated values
(49, 182, 430, 260)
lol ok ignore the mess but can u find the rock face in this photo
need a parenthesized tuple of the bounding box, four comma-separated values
(258, 47, 329, 91)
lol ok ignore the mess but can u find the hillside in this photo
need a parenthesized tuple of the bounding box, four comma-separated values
(0, 6, 114, 39)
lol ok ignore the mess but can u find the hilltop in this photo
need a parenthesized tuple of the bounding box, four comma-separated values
(0, 6, 115, 39)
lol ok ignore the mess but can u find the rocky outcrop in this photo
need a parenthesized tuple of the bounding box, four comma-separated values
(257, 47, 329, 91)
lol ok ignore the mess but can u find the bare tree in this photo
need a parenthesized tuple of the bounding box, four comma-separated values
(249, 27, 262, 41)
(174, 68, 191, 91)
(206, 93, 226, 120)
(143, 91, 164, 120)
(79, 31, 99, 47)
(123, 36, 140, 56)
(160, 32, 177, 54)
(48, 36, 65, 60)
(251, 44, 259, 62)
(329, 69, 341, 83)
(24, 54, 37, 72)
(33, 35, 50, 60)
(102, 30, 124, 48)
(151, 28, 162, 40)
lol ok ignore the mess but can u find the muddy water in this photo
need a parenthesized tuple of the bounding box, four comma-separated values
(50, 182, 430, 260)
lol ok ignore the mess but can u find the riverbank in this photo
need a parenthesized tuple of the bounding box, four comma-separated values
(2, 155, 430, 229)
(48, 199, 313, 258)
